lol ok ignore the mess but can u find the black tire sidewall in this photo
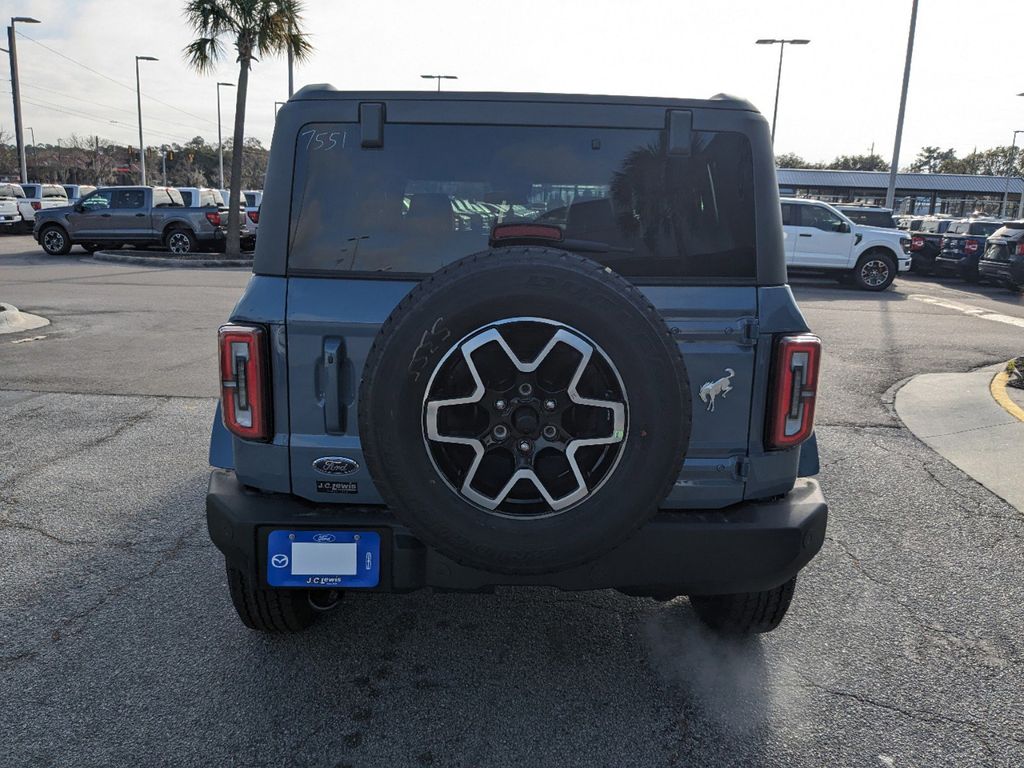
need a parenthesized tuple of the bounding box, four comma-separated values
(41, 225, 70, 255)
(359, 248, 691, 574)
(166, 228, 196, 253)
(854, 251, 896, 291)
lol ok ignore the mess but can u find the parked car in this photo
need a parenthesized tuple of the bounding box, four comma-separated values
(836, 205, 897, 230)
(62, 184, 96, 204)
(979, 222, 1024, 291)
(908, 216, 957, 274)
(780, 198, 911, 290)
(242, 189, 262, 231)
(32, 185, 244, 255)
(896, 215, 923, 231)
(176, 186, 224, 208)
(190, 186, 255, 241)
(17, 183, 69, 233)
(933, 218, 1005, 281)
(0, 183, 25, 233)
(207, 88, 828, 636)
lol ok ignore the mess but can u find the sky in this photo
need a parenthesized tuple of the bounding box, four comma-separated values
(3, 0, 1023, 165)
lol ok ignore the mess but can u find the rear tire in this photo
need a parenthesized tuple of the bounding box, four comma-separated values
(690, 577, 797, 635)
(40, 225, 72, 255)
(225, 562, 318, 632)
(852, 251, 896, 291)
(165, 227, 198, 254)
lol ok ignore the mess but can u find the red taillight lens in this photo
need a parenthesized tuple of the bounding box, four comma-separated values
(31, 201, 41, 211)
(964, 240, 979, 254)
(767, 334, 821, 450)
(205, 211, 222, 226)
(1017, 243, 1024, 256)
(910, 236, 924, 251)
(490, 223, 564, 242)
(218, 324, 271, 441)
(247, 210, 259, 224)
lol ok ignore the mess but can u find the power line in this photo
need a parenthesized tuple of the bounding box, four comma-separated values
(15, 29, 220, 128)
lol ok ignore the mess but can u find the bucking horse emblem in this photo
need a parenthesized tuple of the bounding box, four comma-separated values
(699, 368, 735, 412)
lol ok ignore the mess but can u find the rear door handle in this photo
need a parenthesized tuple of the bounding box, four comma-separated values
(323, 338, 344, 433)
(134, 213, 146, 218)
(799, 233, 812, 237)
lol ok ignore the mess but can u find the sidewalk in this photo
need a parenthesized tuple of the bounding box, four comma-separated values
(895, 365, 1024, 512)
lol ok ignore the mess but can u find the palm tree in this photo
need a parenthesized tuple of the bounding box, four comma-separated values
(183, 0, 311, 257)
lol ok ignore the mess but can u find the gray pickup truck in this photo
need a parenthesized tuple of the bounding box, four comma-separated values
(32, 185, 248, 255)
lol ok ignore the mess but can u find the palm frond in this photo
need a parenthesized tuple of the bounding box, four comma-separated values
(183, 36, 226, 73)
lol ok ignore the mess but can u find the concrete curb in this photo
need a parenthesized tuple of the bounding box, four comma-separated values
(0, 303, 50, 335)
(990, 371, 1024, 423)
(895, 366, 1024, 512)
(90, 251, 253, 269)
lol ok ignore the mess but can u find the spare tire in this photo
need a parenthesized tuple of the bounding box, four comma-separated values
(359, 247, 691, 574)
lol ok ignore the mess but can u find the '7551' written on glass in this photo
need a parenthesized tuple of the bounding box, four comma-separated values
(300, 129, 346, 151)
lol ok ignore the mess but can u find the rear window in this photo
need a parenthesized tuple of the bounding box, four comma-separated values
(22, 184, 40, 198)
(244, 192, 258, 207)
(0, 184, 24, 198)
(288, 123, 757, 280)
(179, 190, 194, 206)
(968, 222, 1000, 237)
(42, 185, 68, 199)
(839, 209, 895, 229)
(199, 189, 222, 207)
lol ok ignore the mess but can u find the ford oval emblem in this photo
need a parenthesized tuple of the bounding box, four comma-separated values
(313, 456, 360, 475)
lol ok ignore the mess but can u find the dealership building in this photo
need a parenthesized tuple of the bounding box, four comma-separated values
(776, 169, 1024, 218)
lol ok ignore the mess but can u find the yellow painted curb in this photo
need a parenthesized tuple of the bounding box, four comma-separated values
(991, 371, 1024, 423)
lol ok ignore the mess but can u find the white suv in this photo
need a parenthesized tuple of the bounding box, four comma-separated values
(781, 198, 911, 291)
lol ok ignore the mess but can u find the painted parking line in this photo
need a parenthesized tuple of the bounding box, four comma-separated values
(908, 294, 1024, 329)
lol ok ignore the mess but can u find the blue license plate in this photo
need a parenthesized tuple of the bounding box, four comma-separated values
(266, 530, 380, 588)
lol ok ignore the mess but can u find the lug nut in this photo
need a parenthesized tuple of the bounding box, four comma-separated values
(518, 383, 533, 397)
(517, 439, 532, 454)
(543, 399, 557, 411)
(492, 424, 509, 440)
(494, 399, 507, 411)
(542, 425, 558, 440)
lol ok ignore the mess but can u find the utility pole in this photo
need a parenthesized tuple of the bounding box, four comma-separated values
(135, 54, 158, 185)
(8, 16, 41, 184)
(885, 0, 919, 210)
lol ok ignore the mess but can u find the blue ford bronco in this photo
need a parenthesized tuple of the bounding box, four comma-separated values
(207, 87, 827, 635)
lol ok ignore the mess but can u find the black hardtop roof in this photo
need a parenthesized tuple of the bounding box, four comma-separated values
(289, 85, 758, 112)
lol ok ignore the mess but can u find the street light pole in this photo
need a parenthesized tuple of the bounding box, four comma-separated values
(420, 74, 458, 92)
(1004, 130, 1024, 219)
(885, 0, 919, 210)
(217, 81, 234, 190)
(135, 55, 158, 185)
(8, 16, 41, 184)
(755, 38, 810, 145)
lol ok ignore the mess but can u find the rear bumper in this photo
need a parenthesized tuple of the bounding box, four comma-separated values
(979, 259, 1024, 286)
(934, 253, 974, 275)
(206, 469, 828, 597)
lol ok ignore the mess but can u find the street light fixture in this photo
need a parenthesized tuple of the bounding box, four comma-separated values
(8, 16, 41, 184)
(135, 55, 158, 185)
(755, 38, 809, 145)
(217, 81, 235, 189)
(420, 74, 457, 92)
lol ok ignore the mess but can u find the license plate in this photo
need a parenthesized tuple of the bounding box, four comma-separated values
(266, 530, 380, 588)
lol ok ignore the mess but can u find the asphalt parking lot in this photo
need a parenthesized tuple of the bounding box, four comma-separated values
(2, 234, 1023, 767)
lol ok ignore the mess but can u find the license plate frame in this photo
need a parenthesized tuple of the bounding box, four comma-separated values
(266, 530, 381, 588)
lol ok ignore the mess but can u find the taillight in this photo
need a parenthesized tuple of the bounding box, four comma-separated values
(910, 236, 924, 251)
(490, 223, 564, 243)
(1017, 242, 1024, 256)
(205, 211, 222, 226)
(31, 201, 41, 211)
(964, 240, 979, 254)
(247, 210, 259, 224)
(767, 334, 821, 450)
(218, 324, 271, 441)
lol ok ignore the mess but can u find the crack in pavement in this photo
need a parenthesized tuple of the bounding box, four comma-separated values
(0, 516, 207, 672)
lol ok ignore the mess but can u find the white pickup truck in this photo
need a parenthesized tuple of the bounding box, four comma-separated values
(781, 197, 911, 291)
(17, 183, 70, 233)
(0, 183, 24, 232)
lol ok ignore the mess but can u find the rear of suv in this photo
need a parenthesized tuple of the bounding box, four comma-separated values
(979, 222, 1024, 291)
(934, 218, 1004, 281)
(206, 89, 828, 636)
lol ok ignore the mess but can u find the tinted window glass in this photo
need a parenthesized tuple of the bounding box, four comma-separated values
(244, 192, 258, 207)
(81, 190, 113, 210)
(179, 190, 194, 206)
(23, 184, 40, 198)
(781, 203, 795, 226)
(289, 123, 757, 280)
(840, 209, 895, 229)
(111, 189, 145, 209)
(968, 222, 1000, 237)
(800, 204, 846, 232)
